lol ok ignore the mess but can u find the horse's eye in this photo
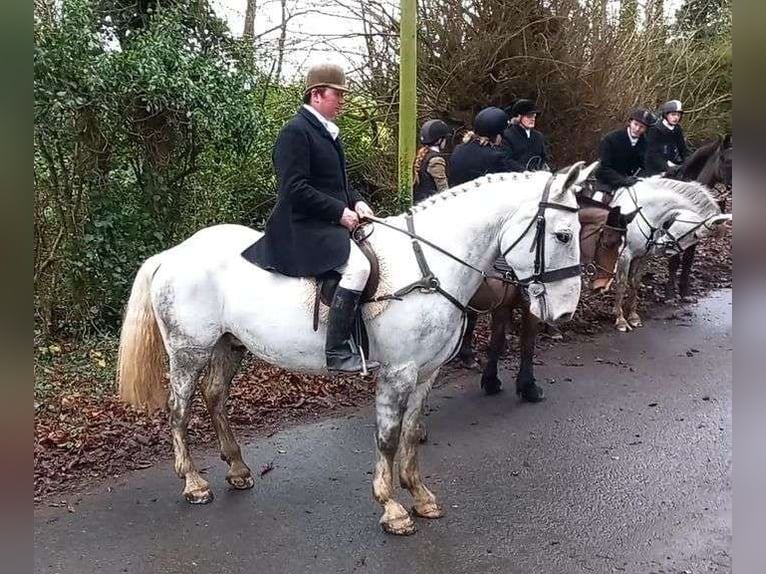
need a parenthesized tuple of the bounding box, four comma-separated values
(555, 231, 572, 244)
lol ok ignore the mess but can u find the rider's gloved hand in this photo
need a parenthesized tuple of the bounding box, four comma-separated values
(354, 201, 375, 220)
(340, 208, 360, 231)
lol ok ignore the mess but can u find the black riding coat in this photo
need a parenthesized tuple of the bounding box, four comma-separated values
(242, 107, 363, 277)
(501, 124, 547, 170)
(595, 128, 647, 190)
(449, 140, 520, 187)
(644, 122, 690, 176)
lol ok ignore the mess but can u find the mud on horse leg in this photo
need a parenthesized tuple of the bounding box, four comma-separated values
(169, 348, 214, 504)
(398, 371, 443, 520)
(372, 365, 417, 535)
(200, 336, 254, 491)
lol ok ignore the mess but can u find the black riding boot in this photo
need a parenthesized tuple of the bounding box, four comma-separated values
(325, 287, 380, 373)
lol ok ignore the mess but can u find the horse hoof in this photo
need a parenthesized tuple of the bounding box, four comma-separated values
(227, 474, 255, 490)
(185, 488, 214, 504)
(413, 421, 428, 444)
(381, 514, 417, 536)
(628, 316, 643, 328)
(481, 376, 503, 395)
(412, 502, 444, 519)
(615, 321, 631, 332)
(518, 383, 545, 403)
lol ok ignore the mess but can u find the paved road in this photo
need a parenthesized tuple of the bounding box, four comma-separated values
(34, 290, 732, 574)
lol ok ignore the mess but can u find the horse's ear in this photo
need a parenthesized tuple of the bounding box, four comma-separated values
(622, 209, 639, 226)
(559, 161, 585, 192)
(575, 161, 599, 185)
(709, 213, 733, 226)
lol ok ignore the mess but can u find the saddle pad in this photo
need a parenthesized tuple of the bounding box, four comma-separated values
(300, 244, 394, 324)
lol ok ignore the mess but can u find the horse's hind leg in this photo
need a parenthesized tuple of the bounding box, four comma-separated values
(201, 335, 253, 491)
(168, 348, 213, 504)
(678, 244, 697, 299)
(399, 370, 443, 520)
(373, 364, 416, 535)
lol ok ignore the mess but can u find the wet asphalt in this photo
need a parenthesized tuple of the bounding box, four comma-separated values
(34, 290, 732, 574)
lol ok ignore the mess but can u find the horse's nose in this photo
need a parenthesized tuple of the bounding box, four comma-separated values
(554, 311, 574, 323)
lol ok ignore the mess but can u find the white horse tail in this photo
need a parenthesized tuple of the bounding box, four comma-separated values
(117, 254, 168, 411)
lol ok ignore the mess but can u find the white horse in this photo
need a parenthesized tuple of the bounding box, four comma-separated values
(608, 177, 731, 331)
(117, 164, 586, 535)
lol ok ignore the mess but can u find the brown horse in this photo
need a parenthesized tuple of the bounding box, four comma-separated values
(664, 134, 732, 300)
(456, 196, 636, 401)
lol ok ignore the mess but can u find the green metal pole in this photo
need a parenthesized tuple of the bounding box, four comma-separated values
(398, 0, 417, 210)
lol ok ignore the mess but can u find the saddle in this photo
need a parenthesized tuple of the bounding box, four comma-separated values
(313, 224, 380, 331)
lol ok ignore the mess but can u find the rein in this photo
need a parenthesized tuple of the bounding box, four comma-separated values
(361, 175, 581, 314)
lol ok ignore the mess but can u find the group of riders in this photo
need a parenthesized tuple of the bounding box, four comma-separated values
(242, 62, 692, 376)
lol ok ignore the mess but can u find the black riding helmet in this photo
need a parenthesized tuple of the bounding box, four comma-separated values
(419, 119, 451, 145)
(474, 107, 509, 138)
(629, 108, 658, 128)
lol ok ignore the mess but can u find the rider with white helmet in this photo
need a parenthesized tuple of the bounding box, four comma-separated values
(645, 99, 690, 176)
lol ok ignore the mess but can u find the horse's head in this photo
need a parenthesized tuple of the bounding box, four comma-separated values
(655, 210, 732, 256)
(578, 203, 636, 293)
(499, 163, 584, 324)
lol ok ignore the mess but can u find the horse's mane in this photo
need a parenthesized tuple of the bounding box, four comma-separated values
(649, 177, 720, 218)
(674, 137, 721, 180)
(409, 171, 537, 214)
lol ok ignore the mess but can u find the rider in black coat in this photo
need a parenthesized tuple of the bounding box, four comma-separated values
(644, 100, 690, 176)
(501, 99, 548, 171)
(242, 63, 379, 374)
(450, 107, 523, 186)
(595, 108, 658, 191)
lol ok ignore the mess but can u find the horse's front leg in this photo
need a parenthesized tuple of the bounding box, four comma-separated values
(373, 366, 416, 535)
(678, 243, 697, 300)
(201, 337, 253, 491)
(455, 310, 480, 369)
(399, 370, 443, 520)
(481, 306, 511, 395)
(665, 253, 681, 300)
(627, 258, 647, 328)
(516, 302, 544, 402)
(613, 258, 631, 332)
(168, 349, 213, 504)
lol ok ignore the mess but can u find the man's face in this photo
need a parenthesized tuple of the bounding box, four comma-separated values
(628, 119, 647, 138)
(665, 111, 682, 125)
(520, 113, 537, 129)
(312, 87, 345, 120)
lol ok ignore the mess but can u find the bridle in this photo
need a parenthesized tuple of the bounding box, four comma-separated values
(617, 185, 721, 256)
(361, 175, 581, 314)
(578, 218, 628, 280)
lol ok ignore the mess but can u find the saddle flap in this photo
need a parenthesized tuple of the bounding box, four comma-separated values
(318, 238, 380, 307)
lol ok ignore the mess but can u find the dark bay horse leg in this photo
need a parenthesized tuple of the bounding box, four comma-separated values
(516, 303, 545, 402)
(455, 310, 480, 369)
(665, 253, 681, 300)
(678, 243, 697, 300)
(480, 306, 511, 395)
